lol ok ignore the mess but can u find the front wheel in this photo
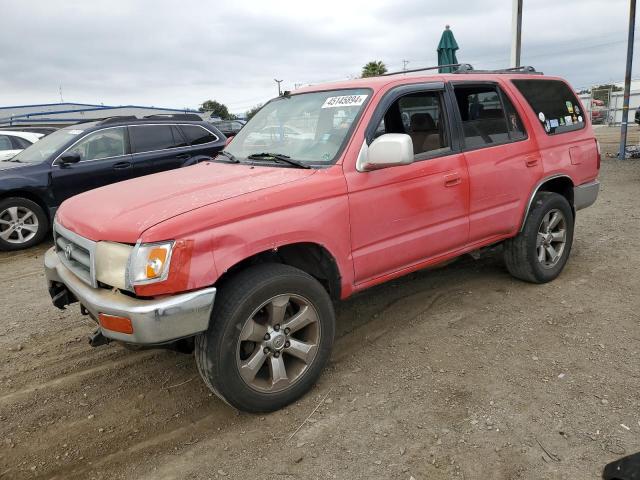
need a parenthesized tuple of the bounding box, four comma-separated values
(0, 197, 49, 251)
(195, 263, 335, 412)
(503, 192, 574, 283)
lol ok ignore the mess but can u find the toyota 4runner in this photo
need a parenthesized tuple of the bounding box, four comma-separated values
(45, 65, 600, 412)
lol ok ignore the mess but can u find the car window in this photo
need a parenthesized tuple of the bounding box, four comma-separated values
(11, 136, 33, 149)
(67, 128, 126, 161)
(180, 125, 217, 145)
(512, 79, 586, 135)
(373, 91, 450, 157)
(453, 85, 510, 148)
(500, 91, 527, 141)
(0, 136, 12, 150)
(129, 125, 185, 153)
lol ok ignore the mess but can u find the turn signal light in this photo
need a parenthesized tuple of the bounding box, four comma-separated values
(146, 247, 168, 279)
(99, 313, 133, 334)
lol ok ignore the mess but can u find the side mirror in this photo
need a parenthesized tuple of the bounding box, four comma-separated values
(58, 152, 81, 166)
(357, 134, 414, 172)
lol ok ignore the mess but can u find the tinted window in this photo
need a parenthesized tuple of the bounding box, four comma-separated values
(0, 136, 12, 150)
(67, 128, 126, 161)
(512, 79, 585, 135)
(454, 85, 510, 148)
(374, 91, 450, 156)
(11, 136, 33, 149)
(501, 92, 527, 141)
(130, 125, 185, 153)
(180, 125, 217, 145)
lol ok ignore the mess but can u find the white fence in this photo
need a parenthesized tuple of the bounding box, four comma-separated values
(578, 89, 640, 126)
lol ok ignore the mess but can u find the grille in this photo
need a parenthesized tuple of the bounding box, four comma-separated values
(54, 222, 97, 287)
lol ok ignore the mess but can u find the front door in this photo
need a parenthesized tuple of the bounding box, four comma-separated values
(344, 84, 470, 285)
(51, 126, 135, 204)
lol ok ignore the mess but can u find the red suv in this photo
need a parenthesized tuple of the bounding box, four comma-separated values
(46, 67, 600, 412)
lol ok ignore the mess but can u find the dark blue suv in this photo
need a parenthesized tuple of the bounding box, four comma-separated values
(0, 116, 225, 250)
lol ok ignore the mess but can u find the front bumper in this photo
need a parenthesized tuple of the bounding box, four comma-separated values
(574, 179, 600, 211)
(45, 247, 215, 345)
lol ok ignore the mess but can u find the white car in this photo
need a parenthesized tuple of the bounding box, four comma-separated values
(0, 131, 43, 161)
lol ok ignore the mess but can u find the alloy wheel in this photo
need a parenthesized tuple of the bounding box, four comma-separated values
(0, 206, 39, 244)
(536, 208, 567, 268)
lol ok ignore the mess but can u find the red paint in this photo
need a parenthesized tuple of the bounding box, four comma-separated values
(56, 73, 599, 299)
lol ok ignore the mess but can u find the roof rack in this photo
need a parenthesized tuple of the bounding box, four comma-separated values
(454, 65, 543, 75)
(97, 116, 138, 125)
(143, 113, 202, 121)
(381, 63, 474, 76)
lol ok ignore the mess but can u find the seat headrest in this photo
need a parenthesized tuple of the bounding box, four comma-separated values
(411, 113, 436, 132)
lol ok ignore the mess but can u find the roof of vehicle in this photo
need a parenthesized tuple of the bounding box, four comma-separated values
(62, 117, 219, 131)
(293, 69, 566, 96)
(0, 130, 43, 140)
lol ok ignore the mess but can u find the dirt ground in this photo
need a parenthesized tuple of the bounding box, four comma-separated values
(1, 126, 639, 480)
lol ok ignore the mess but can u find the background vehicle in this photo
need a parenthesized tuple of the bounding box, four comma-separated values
(0, 130, 43, 161)
(210, 120, 245, 137)
(1, 126, 59, 136)
(46, 66, 599, 413)
(0, 117, 225, 250)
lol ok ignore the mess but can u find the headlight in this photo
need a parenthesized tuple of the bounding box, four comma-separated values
(127, 241, 174, 288)
(95, 242, 134, 290)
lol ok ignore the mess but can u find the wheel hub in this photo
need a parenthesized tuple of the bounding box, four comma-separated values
(267, 330, 287, 351)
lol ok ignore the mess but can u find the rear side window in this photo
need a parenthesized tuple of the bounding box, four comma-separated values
(501, 92, 527, 141)
(453, 85, 511, 148)
(11, 136, 33, 149)
(180, 125, 217, 145)
(129, 125, 185, 153)
(512, 79, 585, 135)
(0, 135, 13, 150)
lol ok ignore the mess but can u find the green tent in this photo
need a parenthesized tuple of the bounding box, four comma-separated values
(437, 25, 459, 73)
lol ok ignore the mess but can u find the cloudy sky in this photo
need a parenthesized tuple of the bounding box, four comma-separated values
(0, 0, 635, 114)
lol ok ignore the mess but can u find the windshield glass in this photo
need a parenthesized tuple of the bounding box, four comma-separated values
(225, 88, 370, 165)
(11, 127, 86, 163)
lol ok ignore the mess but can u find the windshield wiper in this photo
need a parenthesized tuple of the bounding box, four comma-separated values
(247, 152, 311, 169)
(216, 150, 240, 163)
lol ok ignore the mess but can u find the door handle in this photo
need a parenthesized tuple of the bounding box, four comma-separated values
(113, 161, 132, 169)
(444, 173, 462, 187)
(525, 156, 539, 167)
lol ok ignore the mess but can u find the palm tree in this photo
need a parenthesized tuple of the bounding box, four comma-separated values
(361, 61, 387, 78)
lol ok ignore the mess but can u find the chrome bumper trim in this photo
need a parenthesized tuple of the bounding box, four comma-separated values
(574, 179, 600, 211)
(45, 248, 215, 345)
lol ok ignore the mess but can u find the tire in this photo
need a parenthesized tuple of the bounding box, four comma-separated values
(0, 197, 49, 251)
(195, 263, 335, 412)
(503, 192, 574, 284)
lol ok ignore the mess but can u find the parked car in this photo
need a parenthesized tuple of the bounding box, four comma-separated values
(0, 117, 225, 250)
(211, 120, 245, 137)
(0, 130, 43, 161)
(45, 67, 599, 413)
(1, 126, 59, 136)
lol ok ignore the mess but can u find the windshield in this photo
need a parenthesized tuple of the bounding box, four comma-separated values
(225, 88, 371, 165)
(10, 127, 86, 163)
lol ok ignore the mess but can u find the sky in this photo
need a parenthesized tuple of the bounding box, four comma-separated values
(0, 0, 635, 114)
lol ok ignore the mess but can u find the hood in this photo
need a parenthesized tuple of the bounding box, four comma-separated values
(0, 161, 26, 171)
(57, 162, 316, 242)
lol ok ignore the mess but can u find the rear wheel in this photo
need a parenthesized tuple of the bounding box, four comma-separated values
(0, 197, 49, 251)
(195, 263, 335, 412)
(504, 192, 574, 283)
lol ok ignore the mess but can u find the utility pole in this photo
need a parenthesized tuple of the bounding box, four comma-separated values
(59, 85, 64, 103)
(510, 0, 523, 68)
(402, 59, 409, 71)
(619, 0, 636, 159)
(274, 79, 283, 96)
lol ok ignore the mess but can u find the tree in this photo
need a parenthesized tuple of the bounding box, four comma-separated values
(361, 60, 387, 78)
(199, 100, 231, 120)
(245, 104, 263, 121)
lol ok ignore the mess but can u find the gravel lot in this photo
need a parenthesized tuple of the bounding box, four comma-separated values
(1, 127, 639, 480)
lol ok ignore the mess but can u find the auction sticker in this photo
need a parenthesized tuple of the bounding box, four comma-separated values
(322, 95, 368, 108)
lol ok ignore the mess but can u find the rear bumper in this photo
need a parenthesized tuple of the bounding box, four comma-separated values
(574, 179, 600, 211)
(44, 248, 215, 345)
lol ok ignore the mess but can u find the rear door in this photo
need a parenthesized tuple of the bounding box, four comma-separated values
(451, 81, 542, 243)
(128, 124, 192, 175)
(51, 127, 134, 203)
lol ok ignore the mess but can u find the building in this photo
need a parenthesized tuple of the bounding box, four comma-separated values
(0, 102, 202, 127)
